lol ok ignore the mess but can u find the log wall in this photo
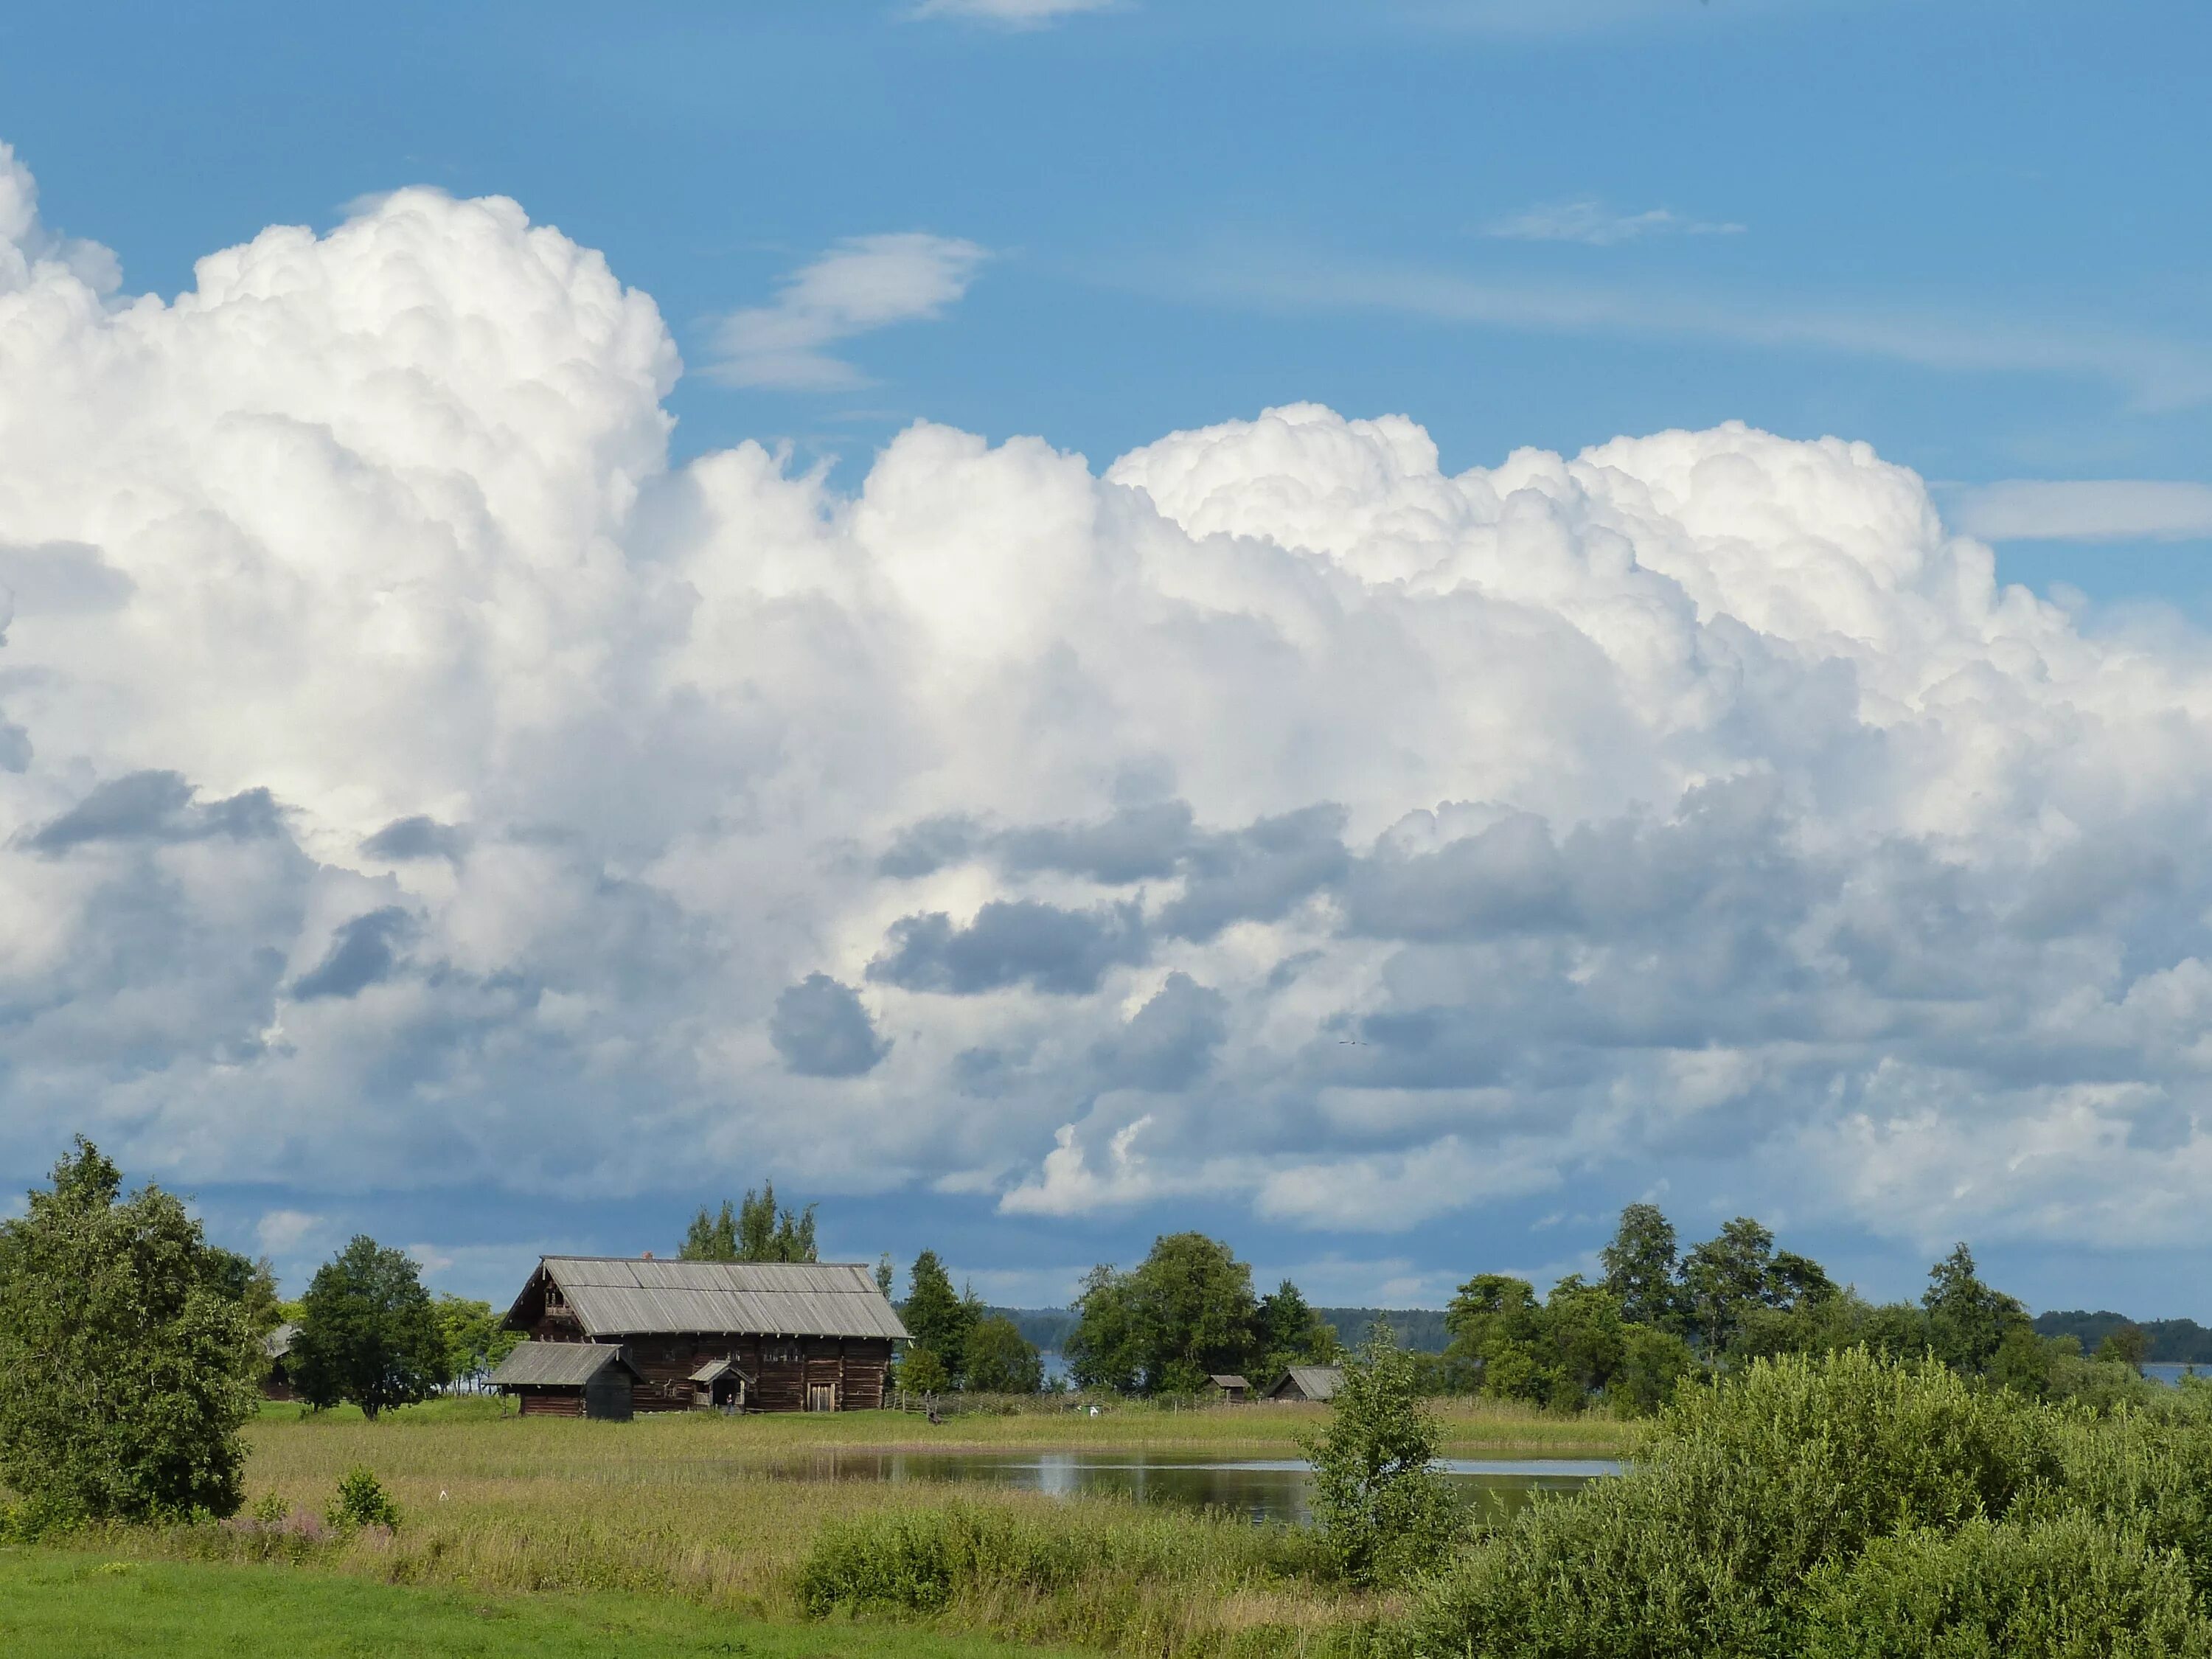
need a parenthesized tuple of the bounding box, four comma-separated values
(517, 1315, 890, 1413)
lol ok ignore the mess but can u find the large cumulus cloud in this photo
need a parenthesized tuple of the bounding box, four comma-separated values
(5, 139, 2212, 1256)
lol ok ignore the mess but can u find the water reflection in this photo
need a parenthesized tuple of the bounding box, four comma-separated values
(753, 1449, 1621, 1526)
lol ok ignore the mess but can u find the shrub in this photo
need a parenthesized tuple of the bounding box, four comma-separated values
(1303, 1320, 1463, 1586)
(1399, 1347, 2063, 1659)
(325, 1467, 400, 1532)
(2022, 1411, 2212, 1599)
(1801, 1513, 2212, 1658)
(799, 1502, 1088, 1614)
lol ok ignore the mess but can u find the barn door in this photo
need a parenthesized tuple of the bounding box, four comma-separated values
(807, 1383, 837, 1413)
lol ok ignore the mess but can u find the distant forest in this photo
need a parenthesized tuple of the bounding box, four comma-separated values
(2034, 1309, 2212, 1363)
(992, 1306, 1451, 1355)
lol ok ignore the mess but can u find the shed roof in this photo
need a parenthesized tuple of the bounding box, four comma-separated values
(512, 1257, 911, 1341)
(489, 1341, 638, 1388)
(689, 1357, 759, 1385)
(1209, 1374, 1251, 1389)
(263, 1322, 300, 1360)
(1270, 1365, 1345, 1401)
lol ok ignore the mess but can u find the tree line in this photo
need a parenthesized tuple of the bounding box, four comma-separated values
(1429, 1201, 2162, 1413)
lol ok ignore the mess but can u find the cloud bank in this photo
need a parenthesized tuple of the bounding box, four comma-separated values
(9, 142, 2212, 1261)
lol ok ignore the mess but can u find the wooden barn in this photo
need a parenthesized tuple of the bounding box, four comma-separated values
(1265, 1365, 1344, 1402)
(1209, 1373, 1251, 1404)
(487, 1340, 641, 1419)
(499, 1256, 908, 1414)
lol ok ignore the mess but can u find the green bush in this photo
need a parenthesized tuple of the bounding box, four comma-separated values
(1399, 1347, 2063, 1658)
(796, 1498, 1324, 1623)
(799, 1503, 1088, 1613)
(2021, 1411, 2212, 1599)
(1801, 1513, 2212, 1658)
(325, 1467, 400, 1532)
(1303, 1321, 1462, 1585)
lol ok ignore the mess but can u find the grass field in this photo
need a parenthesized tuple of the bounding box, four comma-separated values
(0, 1548, 1082, 1659)
(257, 1393, 1638, 1455)
(56, 1398, 1627, 1658)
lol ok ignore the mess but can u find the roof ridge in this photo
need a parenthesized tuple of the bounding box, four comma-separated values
(540, 1254, 874, 1267)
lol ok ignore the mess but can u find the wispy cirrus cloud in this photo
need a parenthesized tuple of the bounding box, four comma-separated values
(1166, 251, 2212, 411)
(706, 233, 988, 391)
(911, 0, 1116, 27)
(1947, 480, 2212, 543)
(1486, 199, 1745, 246)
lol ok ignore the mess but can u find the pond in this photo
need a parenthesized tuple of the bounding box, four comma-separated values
(751, 1449, 1622, 1526)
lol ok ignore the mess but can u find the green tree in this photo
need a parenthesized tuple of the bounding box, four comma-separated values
(1542, 1276, 1628, 1405)
(1066, 1234, 1258, 1396)
(681, 1200, 739, 1262)
(1612, 1322, 1701, 1414)
(433, 1294, 518, 1388)
(290, 1237, 446, 1419)
(1253, 1278, 1340, 1387)
(1444, 1273, 1552, 1404)
(1302, 1318, 1461, 1585)
(1600, 1203, 1682, 1330)
(682, 1180, 820, 1263)
(1680, 1217, 1778, 1354)
(2096, 1322, 2150, 1374)
(1922, 1242, 2030, 1376)
(1065, 1262, 1146, 1392)
(900, 1249, 977, 1386)
(964, 1315, 1045, 1394)
(896, 1344, 950, 1394)
(0, 1138, 260, 1523)
(202, 1247, 285, 1340)
(875, 1252, 894, 1300)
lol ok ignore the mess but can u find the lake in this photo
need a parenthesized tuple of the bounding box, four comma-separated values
(751, 1449, 1621, 1526)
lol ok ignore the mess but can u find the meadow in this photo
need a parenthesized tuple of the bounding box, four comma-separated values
(0, 1549, 1082, 1659)
(69, 1396, 1625, 1659)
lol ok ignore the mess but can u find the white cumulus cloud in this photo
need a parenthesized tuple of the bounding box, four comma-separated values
(12, 143, 2212, 1265)
(706, 233, 987, 389)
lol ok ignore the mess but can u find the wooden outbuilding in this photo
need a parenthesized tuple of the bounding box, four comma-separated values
(488, 1340, 641, 1419)
(501, 1256, 909, 1414)
(261, 1322, 302, 1400)
(1209, 1373, 1251, 1403)
(1266, 1365, 1344, 1402)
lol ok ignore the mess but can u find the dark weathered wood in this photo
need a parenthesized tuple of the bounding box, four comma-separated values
(504, 1262, 897, 1414)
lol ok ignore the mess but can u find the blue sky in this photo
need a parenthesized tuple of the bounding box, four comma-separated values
(4, 0, 2212, 1318)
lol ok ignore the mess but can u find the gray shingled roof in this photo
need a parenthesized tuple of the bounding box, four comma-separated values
(689, 1357, 757, 1385)
(489, 1341, 636, 1387)
(1271, 1365, 1344, 1400)
(1209, 1374, 1251, 1389)
(529, 1258, 911, 1341)
(263, 1322, 300, 1360)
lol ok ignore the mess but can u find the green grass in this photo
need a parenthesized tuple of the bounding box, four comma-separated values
(254, 1394, 1635, 1455)
(0, 1548, 1079, 1659)
(32, 1399, 1620, 1659)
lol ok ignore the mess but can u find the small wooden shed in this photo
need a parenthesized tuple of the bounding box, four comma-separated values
(1266, 1365, 1344, 1402)
(489, 1340, 641, 1419)
(1209, 1373, 1251, 1403)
